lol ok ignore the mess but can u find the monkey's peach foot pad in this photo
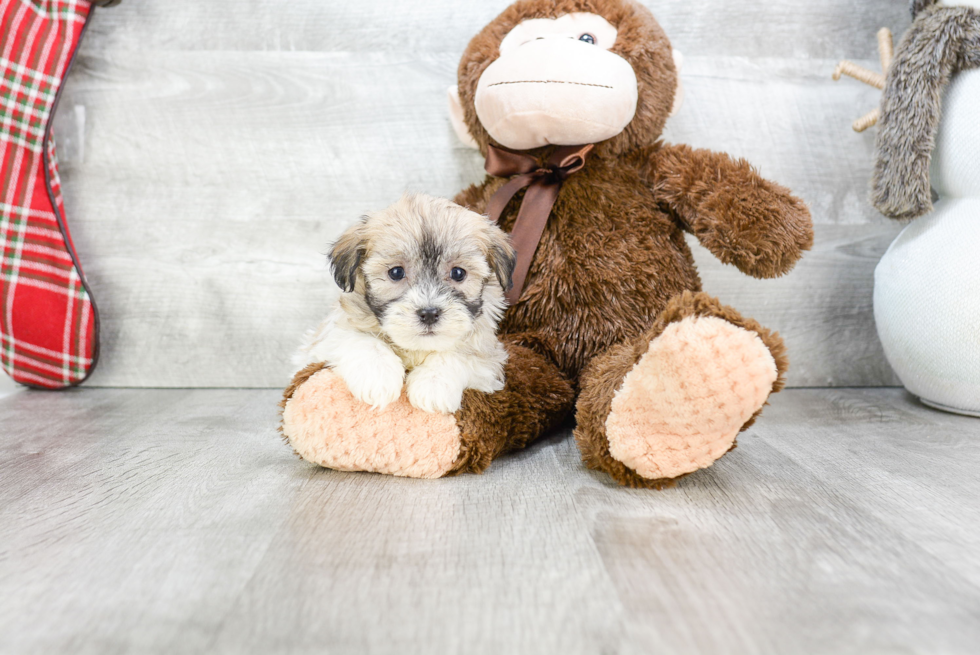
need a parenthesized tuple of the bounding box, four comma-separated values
(606, 316, 778, 481)
(282, 369, 461, 479)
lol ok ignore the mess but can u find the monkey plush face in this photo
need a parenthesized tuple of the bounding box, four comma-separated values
(474, 12, 638, 150)
(450, 0, 680, 156)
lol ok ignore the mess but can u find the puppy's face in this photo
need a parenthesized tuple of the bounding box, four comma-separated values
(330, 194, 516, 352)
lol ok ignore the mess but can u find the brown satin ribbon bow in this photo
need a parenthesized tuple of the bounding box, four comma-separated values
(484, 143, 594, 304)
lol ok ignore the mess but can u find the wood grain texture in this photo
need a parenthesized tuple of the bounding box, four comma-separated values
(2, 388, 979, 654)
(0, 374, 18, 398)
(41, 0, 910, 388)
(80, 0, 910, 60)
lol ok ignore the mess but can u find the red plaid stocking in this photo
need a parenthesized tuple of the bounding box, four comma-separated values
(1, 0, 109, 389)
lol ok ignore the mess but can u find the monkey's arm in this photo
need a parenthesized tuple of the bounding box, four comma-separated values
(635, 143, 814, 279)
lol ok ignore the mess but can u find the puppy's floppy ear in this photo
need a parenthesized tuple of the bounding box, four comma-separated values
(484, 224, 517, 292)
(329, 218, 368, 292)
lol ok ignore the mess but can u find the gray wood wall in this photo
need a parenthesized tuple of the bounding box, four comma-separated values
(50, 0, 912, 389)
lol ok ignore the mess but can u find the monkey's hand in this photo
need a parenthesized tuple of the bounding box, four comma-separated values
(636, 143, 814, 279)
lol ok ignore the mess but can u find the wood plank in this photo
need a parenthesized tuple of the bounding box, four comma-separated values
(2, 388, 979, 653)
(0, 389, 625, 655)
(0, 374, 18, 399)
(0, 389, 304, 654)
(209, 438, 626, 654)
(50, 50, 902, 388)
(762, 389, 980, 591)
(82, 0, 910, 61)
(556, 388, 980, 654)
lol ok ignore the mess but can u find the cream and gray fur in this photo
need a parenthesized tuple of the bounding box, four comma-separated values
(294, 194, 517, 414)
(872, 1, 980, 219)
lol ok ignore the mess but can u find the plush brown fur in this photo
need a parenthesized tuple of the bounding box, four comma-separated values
(449, 336, 575, 475)
(450, 0, 810, 485)
(454, 139, 810, 388)
(282, 0, 812, 486)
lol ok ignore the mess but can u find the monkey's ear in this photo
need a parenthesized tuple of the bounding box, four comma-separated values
(329, 220, 368, 293)
(447, 85, 480, 149)
(485, 227, 517, 292)
(669, 49, 685, 118)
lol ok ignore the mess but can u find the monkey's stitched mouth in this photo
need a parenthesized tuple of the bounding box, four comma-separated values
(488, 80, 614, 89)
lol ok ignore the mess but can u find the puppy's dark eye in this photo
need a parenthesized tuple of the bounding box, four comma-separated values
(579, 33, 596, 45)
(388, 267, 405, 281)
(450, 267, 466, 282)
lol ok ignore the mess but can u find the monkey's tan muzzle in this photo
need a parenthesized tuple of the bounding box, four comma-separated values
(475, 38, 638, 150)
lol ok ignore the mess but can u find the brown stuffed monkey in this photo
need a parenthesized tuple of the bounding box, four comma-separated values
(281, 0, 814, 488)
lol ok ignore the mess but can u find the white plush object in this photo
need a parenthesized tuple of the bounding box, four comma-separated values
(874, 67, 980, 416)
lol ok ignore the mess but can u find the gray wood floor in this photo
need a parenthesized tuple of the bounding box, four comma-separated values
(1, 388, 979, 654)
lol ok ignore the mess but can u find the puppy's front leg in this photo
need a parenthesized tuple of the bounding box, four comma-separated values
(305, 317, 406, 409)
(406, 352, 477, 414)
(336, 339, 406, 410)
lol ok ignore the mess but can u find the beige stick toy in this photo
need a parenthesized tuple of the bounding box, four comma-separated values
(833, 28, 894, 132)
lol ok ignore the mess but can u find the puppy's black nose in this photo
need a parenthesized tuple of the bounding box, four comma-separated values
(418, 307, 441, 326)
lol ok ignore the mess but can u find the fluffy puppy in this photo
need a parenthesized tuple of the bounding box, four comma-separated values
(294, 193, 517, 414)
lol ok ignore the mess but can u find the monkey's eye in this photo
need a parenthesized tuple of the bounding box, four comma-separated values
(578, 33, 596, 45)
(388, 266, 405, 281)
(450, 267, 467, 282)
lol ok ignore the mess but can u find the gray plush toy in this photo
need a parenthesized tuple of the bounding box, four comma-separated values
(873, 0, 980, 219)
(834, 0, 980, 416)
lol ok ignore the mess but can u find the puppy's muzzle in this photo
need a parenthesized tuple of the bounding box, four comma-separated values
(417, 307, 441, 326)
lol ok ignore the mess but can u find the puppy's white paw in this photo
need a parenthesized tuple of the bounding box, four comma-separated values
(406, 366, 467, 414)
(336, 350, 405, 410)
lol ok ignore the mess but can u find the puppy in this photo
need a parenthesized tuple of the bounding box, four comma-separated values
(294, 193, 517, 414)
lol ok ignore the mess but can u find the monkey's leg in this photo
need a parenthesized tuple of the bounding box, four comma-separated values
(574, 292, 788, 488)
(280, 335, 574, 479)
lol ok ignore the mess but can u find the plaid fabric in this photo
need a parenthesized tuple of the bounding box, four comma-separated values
(1, 0, 98, 389)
